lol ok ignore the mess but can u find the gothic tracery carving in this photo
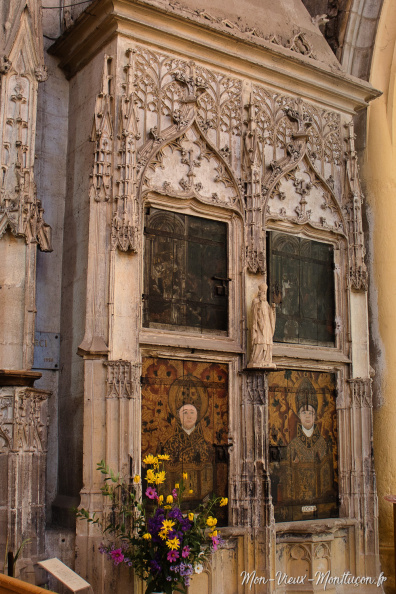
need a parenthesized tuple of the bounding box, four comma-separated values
(0, 59, 51, 250)
(0, 388, 49, 453)
(105, 360, 140, 400)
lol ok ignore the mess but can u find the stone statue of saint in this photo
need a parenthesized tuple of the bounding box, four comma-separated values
(248, 282, 276, 368)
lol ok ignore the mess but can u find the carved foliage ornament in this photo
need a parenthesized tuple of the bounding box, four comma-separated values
(141, 124, 243, 213)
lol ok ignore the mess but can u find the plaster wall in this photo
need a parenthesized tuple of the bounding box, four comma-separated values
(363, 0, 396, 589)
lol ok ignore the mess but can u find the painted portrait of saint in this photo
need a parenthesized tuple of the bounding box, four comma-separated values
(268, 370, 338, 522)
(141, 358, 228, 520)
(164, 374, 214, 503)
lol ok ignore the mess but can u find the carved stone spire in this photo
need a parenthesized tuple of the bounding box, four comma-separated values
(112, 49, 140, 252)
(344, 120, 368, 291)
(243, 96, 265, 274)
(89, 55, 114, 203)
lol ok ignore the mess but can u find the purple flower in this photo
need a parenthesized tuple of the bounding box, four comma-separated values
(150, 559, 162, 573)
(110, 548, 124, 565)
(211, 535, 220, 551)
(168, 508, 183, 521)
(170, 564, 180, 573)
(180, 518, 191, 531)
(172, 489, 178, 499)
(166, 576, 172, 581)
(182, 546, 190, 558)
(146, 486, 157, 499)
(167, 550, 180, 562)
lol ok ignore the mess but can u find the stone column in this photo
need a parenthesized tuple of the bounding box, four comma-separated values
(237, 370, 274, 592)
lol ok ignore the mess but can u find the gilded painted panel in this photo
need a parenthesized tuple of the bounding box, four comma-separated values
(141, 358, 228, 523)
(268, 370, 338, 522)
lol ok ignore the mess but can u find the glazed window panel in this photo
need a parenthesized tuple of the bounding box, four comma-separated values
(143, 209, 228, 332)
(141, 358, 229, 524)
(268, 370, 338, 523)
(267, 232, 335, 346)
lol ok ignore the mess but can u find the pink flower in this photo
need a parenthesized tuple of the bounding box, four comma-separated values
(146, 486, 157, 499)
(211, 535, 220, 551)
(167, 550, 180, 562)
(182, 546, 190, 558)
(172, 488, 178, 499)
(110, 548, 124, 565)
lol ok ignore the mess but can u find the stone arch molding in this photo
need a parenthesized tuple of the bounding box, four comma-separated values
(264, 152, 347, 236)
(139, 120, 244, 216)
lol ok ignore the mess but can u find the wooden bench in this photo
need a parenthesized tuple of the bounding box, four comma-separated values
(0, 574, 55, 594)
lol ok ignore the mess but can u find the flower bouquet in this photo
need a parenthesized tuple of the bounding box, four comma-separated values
(76, 454, 228, 594)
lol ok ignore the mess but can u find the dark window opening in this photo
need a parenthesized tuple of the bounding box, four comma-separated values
(144, 208, 228, 332)
(267, 232, 335, 346)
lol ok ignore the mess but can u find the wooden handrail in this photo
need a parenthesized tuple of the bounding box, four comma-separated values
(0, 574, 55, 594)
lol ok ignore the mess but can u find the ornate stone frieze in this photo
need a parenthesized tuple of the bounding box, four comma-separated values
(105, 360, 140, 399)
(89, 55, 114, 203)
(133, 46, 242, 172)
(251, 88, 342, 178)
(136, 0, 320, 62)
(343, 121, 368, 291)
(0, 387, 50, 452)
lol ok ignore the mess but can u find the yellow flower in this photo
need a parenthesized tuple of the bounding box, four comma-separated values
(155, 470, 166, 485)
(164, 505, 172, 510)
(143, 454, 157, 465)
(143, 533, 152, 540)
(175, 483, 180, 489)
(189, 489, 193, 494)
(159, 530, 168, 540)
(220, 497, 228, 507)
(146, 469, 155, 484)
(206, 516, 217, 527)
(166, 495, 173, 504)
(166, 537, 180, 550)
(188, 513, 194, 521)
(182, 472, 188, 480)
(158, 495, 164, 505)
(133, 474, 141, 483)
(162, 519, 175, 532)
(158, 454, 170, 460)
(209, 530, 218, 537)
